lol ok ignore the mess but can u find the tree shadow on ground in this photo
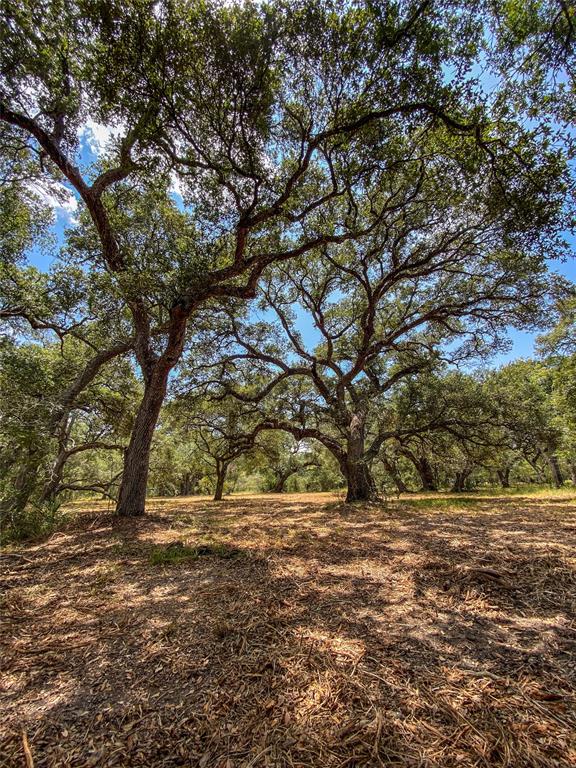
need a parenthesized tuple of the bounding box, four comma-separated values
(1, 494, 575, 767)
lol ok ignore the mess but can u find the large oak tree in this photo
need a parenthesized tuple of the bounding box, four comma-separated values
(1, 0, 571, 513)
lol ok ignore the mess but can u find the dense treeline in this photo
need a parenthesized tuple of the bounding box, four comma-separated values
(158, 346, 576, 498)
(1, 0, 575, 537)
(2, 319, 575, 537)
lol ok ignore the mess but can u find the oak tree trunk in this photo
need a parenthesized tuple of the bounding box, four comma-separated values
(1, 448, 41, 521)
(400, 448, 437, 492)
(40, 450, 67, 504)
(115, 367, 171, 516)
(115, 308, 188, 517)
(451, 468, 472, 493)
(497, 468, 510, 489)
(272, 471, 291, 493)
(524, 451, 546, 482)
(340, 411, 378, 502)
(416, 457, 437, 491)
(271, 459, 317, 493)
(381, 455, 409, 494)
(179, 471, 198, 496)
(213, 461, 229, 501)
(547, 454, 564, 488)
(344, 460, 378, 502)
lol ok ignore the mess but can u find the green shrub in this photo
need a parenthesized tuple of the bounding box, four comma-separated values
(0, 498, 69, 543)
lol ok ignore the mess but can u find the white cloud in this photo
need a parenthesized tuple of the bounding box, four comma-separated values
(78, 118, 126, 156)
(57, 191, 79, 224)
(169, 171, 184, 199)
(28, 179, 79, 224)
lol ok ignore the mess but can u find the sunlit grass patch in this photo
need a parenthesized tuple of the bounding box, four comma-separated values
(404, 496, 486, 510)
(400, 486, 576, 512)
(148, 541, 242, 565)
(473, 483, 576, 498)
(149, 543, 200, 565)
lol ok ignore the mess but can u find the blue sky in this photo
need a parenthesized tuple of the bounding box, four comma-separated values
(498, 246, 576, 363)
(29, 123, 576, 368)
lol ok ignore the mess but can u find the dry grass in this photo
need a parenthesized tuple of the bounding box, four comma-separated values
(1, 491, 575, 767)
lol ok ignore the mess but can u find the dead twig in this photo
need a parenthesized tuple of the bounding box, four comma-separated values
(21, 731, 34, 768)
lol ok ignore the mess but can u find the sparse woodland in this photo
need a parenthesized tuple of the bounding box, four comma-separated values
(1, 1, 576, 766)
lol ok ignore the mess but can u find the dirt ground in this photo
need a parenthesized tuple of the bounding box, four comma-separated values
(1, 491, 575, 767)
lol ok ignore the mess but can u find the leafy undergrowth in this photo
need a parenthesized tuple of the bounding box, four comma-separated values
(1, 491, 575, 767)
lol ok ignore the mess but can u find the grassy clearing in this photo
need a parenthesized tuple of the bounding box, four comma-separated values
(1, 490, 575, 767)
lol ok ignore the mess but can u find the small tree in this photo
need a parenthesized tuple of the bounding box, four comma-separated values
(167, 397, 265, 501)
(254, 433, 320, 493)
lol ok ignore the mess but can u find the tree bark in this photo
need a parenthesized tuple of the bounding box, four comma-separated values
(40, 451, 66, 504)
(524, 450, 546, 482)
(115, 369, 169, 516)
(0, 448, 41, 522)
(339, 411, 378, 502)
(451, 468, 472, 493)
(272, 470, 292, 493)
(179, 471, 199, 496)
(380, 455, 409, 494)
(416, 457, 437, 491)
(115, 308, 188, 517)
(497, 467, 510, 489)
(547, 453, 564, 488)
(399, 447, 437, 491)
(213, 461, 229, 501)
(40, 412, 76, 504)
(343, 459, 378, 502)
(271, 460, 317, 493)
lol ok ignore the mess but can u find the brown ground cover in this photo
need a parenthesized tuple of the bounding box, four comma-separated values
(1, 491, 575, 767)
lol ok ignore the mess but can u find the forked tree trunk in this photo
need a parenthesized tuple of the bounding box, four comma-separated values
(272, 470, 292, 494)
(272, 459, 318, 493)
(524, 451, 546, 483)
(40, 450, 67, 504)
(115, 309, 188, 517)
(213, 461, 229, 501)
(40, 415, 72, 505)
(451, 467, 472, 493)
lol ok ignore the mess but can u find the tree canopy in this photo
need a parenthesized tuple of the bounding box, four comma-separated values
(1, 0, 575, 532)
